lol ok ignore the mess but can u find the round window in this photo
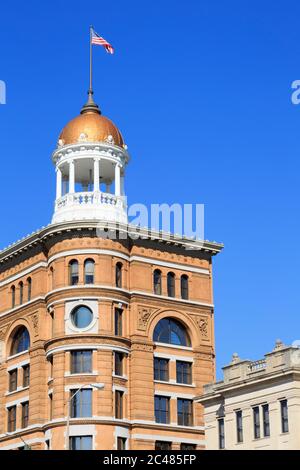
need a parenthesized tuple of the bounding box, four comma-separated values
(71, 305, 93, 329)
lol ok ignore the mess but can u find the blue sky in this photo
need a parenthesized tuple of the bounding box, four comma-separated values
(0, 0, 299, 377)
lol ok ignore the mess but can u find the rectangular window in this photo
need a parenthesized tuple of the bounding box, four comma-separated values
(176, 361, 192, 385)
(253, 406, 260, 439)
(115, 352, 124, 376)
(115, 390, 124, 419)
(70, 436, 93, 450)
(155, 441, 172, 450)
(114, 308, 123, 336)
(177, 398, 193, 426)
(180, 443, 197, 450)
(21, 401, 29, 428)
(7, 406, 17, 432)
(218, 418, 225, 449)
(155, 396, 170, 424)
(236, 410, 243, 443)
(70, 389, 92, 418)
(70, 351, 92, 374)
(280, 399, 289, 433)
(262, 404, 270, 437)
(49, 393, 53, 420)
(117, 437, 127, 450)
(23, 365, 30, 388)
(154, 358, 169, 382)
(9, 369, 18, 392)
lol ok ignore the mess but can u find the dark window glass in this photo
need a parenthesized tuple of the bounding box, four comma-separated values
(71, 305, 93, 329)
(236, 410, 243, 443)
(23, 364, 30, 388)
(69, 260, 79, 286)
(84, 259, 95, 284)
(10, 326, 30, 356)
(49, 356, 53, 377)
(70, 436, 93, 450)
(177, 399, 193, 426)
(117, 437, 127, 450)
(153, 318, 191, 346)
(115, 263, 123, 288)
(176, 361, 192, 384)
(7, 406, 17, 432)
(9, 369, 18, 392)
(180, 443, 196, 450)
(218, 418, 225, 449)
(155, 441, 172, 450)
(155, 396, 170, 424)
(115, 391, 124, 419)
(27, 278, 32, 302)
(253, 406, 260, 439)
(70, 389, 92, 418)
(11, 286, 16, 308)
(21, 401, 29, 428)
(180, 275, 189, 300)
(115, 352, 124, 376)
(167, 272, 175, 297)
(154, 358, 169, 382)
(280, 400, 289, 433)
(49, 393, 53, 420)
(19, 282, 24, 305)
(153, 270, 162, 295)
(115, 308, 123, 336)
(262, 404, 270, 437)
(71, 351, 92, 374)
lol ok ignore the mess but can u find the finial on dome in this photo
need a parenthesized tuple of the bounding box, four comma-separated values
(81, 89, 101, 115)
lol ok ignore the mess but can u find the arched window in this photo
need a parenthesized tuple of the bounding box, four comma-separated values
(19, 282, 24, 305)
(84, 259, 95, 284)
(153, 318, 191, 347)
(181, 275, 189, 300)
(115, 262, 123, 288)
(10, 326, 30, 356)
(69, 260, 79, 286)
(27, 277, 32, 302)
(11, 286, 16, 309)
(153, 269, 162, 295)
(167, 272, 175, 298)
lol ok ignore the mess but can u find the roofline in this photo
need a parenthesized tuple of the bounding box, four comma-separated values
(0, 220, 224, 264)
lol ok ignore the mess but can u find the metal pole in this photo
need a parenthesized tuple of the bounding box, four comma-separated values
(89, 25, 93, 93)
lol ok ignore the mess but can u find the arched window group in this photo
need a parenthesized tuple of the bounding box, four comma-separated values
(153, 270, 189, 300)
(84, 259, 95, 284)
(153, 318, 191, 347)
(10, 278, 32, 309)
(10, 326, 30, 356)
(68, 259, 123, 287)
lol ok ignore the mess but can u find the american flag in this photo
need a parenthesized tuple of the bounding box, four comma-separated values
(91, 28, 114, 54)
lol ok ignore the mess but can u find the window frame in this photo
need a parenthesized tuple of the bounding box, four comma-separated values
(177, 398, 193, 427)
(21, 401, 29, 428)
(176, 361, 192, 385)
(70, 388, 93, 418)
(155, 395, 170, 424)
(262, 404, 270, 437)
(180, 275, 189, 300)
(7, 405, 17, 432)
(114, 308, 123, 336)
(115, 262, 123, 288)
(9, 368, 18, 392)
(84, 259, 95, 285)
(218, 418, 225, 450)
(114, 352, 124, 377)
(236, 410, 243, 443)
(154, 357, 169, 382)
(115, 390, 124, 419)
(167, 272, 175, 297)
(280, 399, 289, 433)
(70, 350, 93, 374)
(69, 260, 79, 286)
(253, 406, 260, 439)
(153, 269, 162, 295)
(22, 364, 30, 388)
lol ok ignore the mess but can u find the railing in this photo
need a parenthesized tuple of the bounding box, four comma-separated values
(56, 191, 124, 210)
(248, 359, 266, 372)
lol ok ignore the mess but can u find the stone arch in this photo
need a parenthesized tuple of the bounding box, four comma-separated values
(5, 319, 32, 357)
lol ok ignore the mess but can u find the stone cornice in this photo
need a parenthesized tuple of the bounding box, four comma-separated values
(0, 220, 224, 266)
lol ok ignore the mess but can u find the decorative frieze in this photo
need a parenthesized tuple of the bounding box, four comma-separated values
(137, 306, 157, 331)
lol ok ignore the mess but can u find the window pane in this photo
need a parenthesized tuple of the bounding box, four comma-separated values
(9, 369, 18, 392)
(115, 309, 123, 336)
(155, 441, 171, 450)
(167, 273, 175, 297)
(176, 361, 192, 384)
(236, 410, 243, 443)
(71, 389, 92, 418)
(10, 327, 30, 355)
(153, 270, 162, 295)
(281, 400, 289, 433)
(115, 353, 123, 376)
(181, 275, 189, 300)
(154, 358, 169, 382)
(84, 260, 95, 284)
(70, 436, 93, 450)
(71, 351, 92, 374)
(218, 418, 225, 449)
(23, 365, 30, 387)
(177, 399, 193, 426)
(253, 406, 260, 439)
(155, 396, 170, 424)
(153, 318, 191, 346)
(71, 306, 93, 329)
(262, 404, 270, 437)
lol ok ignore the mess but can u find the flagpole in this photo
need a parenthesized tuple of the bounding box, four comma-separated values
(89, 25, 93, 93)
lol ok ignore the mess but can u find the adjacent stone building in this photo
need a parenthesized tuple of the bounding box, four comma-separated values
(0, 91, 223, 450)
(196, 341, 300, 450)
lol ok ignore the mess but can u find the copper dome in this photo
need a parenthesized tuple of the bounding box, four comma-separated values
(58, 92, 124, 148)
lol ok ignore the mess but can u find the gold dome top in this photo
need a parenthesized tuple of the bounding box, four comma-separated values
(58, 92, 124, 148)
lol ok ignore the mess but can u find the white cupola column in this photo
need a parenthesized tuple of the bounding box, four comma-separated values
(69, 160, 75, 193)
(94, 158, 100, 192)
(115, 163, 121, 197)
(120, 172, 125, 196)
(56, 167, 62, 199)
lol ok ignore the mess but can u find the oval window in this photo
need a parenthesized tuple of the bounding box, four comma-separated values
(71, 305, 93, 329)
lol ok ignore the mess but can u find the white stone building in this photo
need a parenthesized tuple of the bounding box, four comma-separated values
(196, 341, 300, 450)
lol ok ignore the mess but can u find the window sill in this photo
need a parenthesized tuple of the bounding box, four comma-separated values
(5, 386, 29, 397)
(64, 372, 98, 377)
(7, 350, 29, 361)
(113, 373, 128, 380)
(154, 380, 195, 388)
